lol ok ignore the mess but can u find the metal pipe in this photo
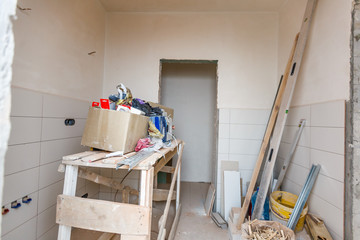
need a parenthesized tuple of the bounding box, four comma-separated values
(287, 164, 321, 230)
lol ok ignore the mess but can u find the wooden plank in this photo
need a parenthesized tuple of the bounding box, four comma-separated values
(56, 195, 150, 235)
(154, 149, 177, 175)
(78, 168, 124, 191)
(81, 152, 108, 162)
(62, 151, 99, 161)
(236, 32, 300, 229)
(168, 204, 181, 240)
(153, 189, 176, 201)
(252, 0, 317, 220)
(204, 184, 216, 216)
(157, 143, 184, 240)
(305, 214, 333, 240)
(61, 141, 182, 171)
(97, 233, 115, 240)
(58, 165, 78, 240)
(159, 166, 175, 174)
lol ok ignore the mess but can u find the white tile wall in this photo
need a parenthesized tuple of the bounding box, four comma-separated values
(1, 87, 95, 240)
(217, 101, 345, 239)
(277, 100, 345, 240)
(216, 108, 270, 214)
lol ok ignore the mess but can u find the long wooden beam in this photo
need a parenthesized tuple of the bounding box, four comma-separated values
(236, 33, 300, 228)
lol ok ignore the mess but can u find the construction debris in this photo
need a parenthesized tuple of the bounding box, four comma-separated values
(241, 220, 295, 240)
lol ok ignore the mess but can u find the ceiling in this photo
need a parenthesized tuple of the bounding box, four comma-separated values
(98, 0, 287, 13)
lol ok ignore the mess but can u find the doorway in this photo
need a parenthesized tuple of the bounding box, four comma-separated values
(159, 60, 218, 183)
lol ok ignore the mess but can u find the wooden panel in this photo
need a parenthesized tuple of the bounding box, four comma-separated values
(56, 195, 150, 235)
(153, 189, 176, 202)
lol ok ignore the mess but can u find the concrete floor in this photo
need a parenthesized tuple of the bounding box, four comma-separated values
(173, 182, 228, 240)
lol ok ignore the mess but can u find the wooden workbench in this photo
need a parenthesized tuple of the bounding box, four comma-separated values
(56, 140, 184, 240)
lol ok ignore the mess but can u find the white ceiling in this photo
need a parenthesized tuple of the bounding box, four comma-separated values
(98, 0, 287, 13)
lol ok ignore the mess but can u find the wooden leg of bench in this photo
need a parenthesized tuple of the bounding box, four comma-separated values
(57, 165, 78, 240)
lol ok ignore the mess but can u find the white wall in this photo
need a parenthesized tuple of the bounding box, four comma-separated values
(161, 63, 217, 182)
(103, 12, 278, 109)
(12, 0, 106, 101)
(275, 1, 352, 239)
(278, 0, 351, 106)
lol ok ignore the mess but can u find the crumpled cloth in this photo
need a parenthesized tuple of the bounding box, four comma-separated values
(135, 138, 153, 152)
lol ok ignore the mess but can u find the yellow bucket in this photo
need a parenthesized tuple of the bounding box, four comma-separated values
(270, 191, 308, 232)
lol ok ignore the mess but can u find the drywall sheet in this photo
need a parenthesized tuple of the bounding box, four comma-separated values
(224, 171, 241, 221)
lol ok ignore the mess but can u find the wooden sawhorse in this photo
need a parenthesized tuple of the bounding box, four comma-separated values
(56, 140, 184, 240)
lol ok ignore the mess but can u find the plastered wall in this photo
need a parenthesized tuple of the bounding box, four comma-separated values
(103, 12, 278, 109)
(278, 0, 351, 106)
(12, 0, 106, 101)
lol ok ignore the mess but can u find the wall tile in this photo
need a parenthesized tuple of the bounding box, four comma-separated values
(281, 126, 311, 147)
(286, 105, 311, 127)
(311, 149, 344, 182)
(39, 160, 64, 189)
(229, 154, 257, 170)
(230, 109, 270, 125)
(219, 109, 230, 124)
(37, 205, 56, 237)
(218, 138, 229, 153)
(40, 137, 87, 165)
(308, 194, 343, 238)
(3, 168, 39, 205)
(43, 94, 89, 118)
(5, 142, 40, 175)
(311, 100, 345, 127)
(290, 146, 311, 169)
(2, 217, 37, 240)
(311, 127, 344, 155)
(38, 180, 64, 213)
(41, 118, 86, 141)
(8, 117, 42, 145)
(11, 87, 42, 117)
(1, 193, 38, 236)
(283, 163, 309, 187)
(312, 174, 344, 210)
(37, 225, 59, 240)
(229, 139, 261, 154)
(218, 123, 230, 138)
(229, 124, 266, 140)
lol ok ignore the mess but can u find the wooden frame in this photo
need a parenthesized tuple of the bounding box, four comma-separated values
(57, 140, 183, 240)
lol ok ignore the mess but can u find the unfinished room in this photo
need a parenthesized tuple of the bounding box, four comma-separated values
(0, 0, 357, 239)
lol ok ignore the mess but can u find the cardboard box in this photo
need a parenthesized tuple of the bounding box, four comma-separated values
(148, 102, 174, 119)
(81, 107, 149, 153)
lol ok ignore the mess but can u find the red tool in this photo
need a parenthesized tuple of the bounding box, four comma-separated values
(100, 99, 110, 109)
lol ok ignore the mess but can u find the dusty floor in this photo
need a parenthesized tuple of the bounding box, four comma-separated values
(71, 182, 310, 240)
(173, 182, 228, 240)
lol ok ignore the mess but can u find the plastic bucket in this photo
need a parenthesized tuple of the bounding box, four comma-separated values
(270, 191, 308, 232)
